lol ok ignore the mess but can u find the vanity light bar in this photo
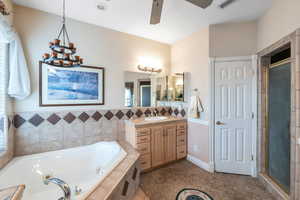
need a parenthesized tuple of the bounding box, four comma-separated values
(137, 65, 162, 73)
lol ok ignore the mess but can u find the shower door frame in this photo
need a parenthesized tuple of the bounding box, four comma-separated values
(258, 30, 300, 200)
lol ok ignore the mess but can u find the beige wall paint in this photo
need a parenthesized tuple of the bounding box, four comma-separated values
(171, 28, 210, 163)
(188, 121, 210, 163)
(13, 5, 171, 112)
(209, 21, 257, 57)
(257, 0, 300, 51)
(171, 27, 210, 121)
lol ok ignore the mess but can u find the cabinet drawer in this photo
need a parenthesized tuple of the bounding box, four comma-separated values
(137, 135, 151, 144)
(139, 154, 151, 170)
(177, 145, 187, 159)
(137, 142, 151, 154)
(177, 123, 187, 131)
(177, 129, 186, 136)
(177, 134, 186, 146)
(136, 128, 151, 136)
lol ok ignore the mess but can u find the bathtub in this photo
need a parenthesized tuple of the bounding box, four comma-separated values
(0, 141, 127, 200)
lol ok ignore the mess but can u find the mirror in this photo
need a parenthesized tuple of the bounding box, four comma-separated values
(124, 71, 185, 107)
(155, 73, 184, 102)
(168, 73, 184, 102)
(124, 71, 153, 107)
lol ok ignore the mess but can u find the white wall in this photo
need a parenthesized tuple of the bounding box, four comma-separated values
(13, 5, 171, 112)
(171, 27, 210, 121)
(257, 0, 300, 51)
(209, 21, 257, 57)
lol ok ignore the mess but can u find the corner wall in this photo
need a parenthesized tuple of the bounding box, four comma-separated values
(257, 0, 300, 51)
(171, 27, 210, 121)
(171, 28, 210, 166)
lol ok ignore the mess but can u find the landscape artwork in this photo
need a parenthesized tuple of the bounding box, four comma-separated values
(47, 69, 99, 100)
(40, 62, 104, 106)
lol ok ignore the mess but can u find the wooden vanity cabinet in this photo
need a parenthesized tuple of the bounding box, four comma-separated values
(151, 127, 165, 167)
(163, 125, 177, 164)
(125, 120, 187, 172)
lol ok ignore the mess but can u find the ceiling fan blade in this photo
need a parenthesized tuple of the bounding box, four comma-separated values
(185, 0, 213, 9)
(150, 0, 164, 25)
(219, 0, 236, 9)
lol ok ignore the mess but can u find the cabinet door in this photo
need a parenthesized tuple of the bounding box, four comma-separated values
(151, 127, 165, 167)
(164, 125, 177, 163)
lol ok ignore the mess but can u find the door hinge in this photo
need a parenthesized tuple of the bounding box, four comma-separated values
(251, 112, 255, 119)
(251, 155, 254, 161)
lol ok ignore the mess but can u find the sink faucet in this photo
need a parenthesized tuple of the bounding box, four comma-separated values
(43, 176, 71, 200)
(153, 110, 159, 116)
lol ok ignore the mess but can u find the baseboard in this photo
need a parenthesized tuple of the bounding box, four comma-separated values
(187, 154, 214, 173)
(258, 173, 289, 200)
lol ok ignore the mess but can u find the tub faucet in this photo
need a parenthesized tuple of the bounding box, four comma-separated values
(43, 176, 71, 200)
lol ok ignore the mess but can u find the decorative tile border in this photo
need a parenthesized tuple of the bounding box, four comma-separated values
(12, 107, 187, 129)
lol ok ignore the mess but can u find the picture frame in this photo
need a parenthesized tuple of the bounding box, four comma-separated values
(39, 61, 105, 106)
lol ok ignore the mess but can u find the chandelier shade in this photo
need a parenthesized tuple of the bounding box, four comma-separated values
(42, 0, 83, 67)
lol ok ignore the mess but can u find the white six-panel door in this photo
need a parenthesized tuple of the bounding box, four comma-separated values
(214, 59, 254, 175)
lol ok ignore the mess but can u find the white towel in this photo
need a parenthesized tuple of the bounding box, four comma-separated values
(0, 15, 31, 100)
(188, 95, 204, 118)
(7, 35, 31, 100)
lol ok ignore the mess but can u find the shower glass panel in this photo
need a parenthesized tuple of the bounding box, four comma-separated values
(267, 62, 291, 193)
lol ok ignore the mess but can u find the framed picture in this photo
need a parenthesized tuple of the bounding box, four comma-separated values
(39, 61, 105, 106)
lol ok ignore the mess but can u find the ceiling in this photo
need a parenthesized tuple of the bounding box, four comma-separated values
(13, 0, 273, 44)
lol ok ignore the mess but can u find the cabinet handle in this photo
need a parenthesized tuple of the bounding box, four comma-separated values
(180, 139, 185, 142)
(180, 151, 184, 153)
(141, 148, 147, 151)
(141, 162, 147, 165)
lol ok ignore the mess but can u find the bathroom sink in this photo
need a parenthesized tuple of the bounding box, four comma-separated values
(144, 116, 168, 121)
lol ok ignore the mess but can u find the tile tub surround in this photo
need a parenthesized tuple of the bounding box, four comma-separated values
(87, 141, 140, 200)
(0, 115, 14, 169)
(13, 107, 187, 156)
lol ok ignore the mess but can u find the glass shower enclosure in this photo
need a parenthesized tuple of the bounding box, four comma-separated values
(266, 60, 291, 194)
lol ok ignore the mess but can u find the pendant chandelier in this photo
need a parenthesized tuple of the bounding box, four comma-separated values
(42, 0, 83, 67)
(0, 1, 10, 16)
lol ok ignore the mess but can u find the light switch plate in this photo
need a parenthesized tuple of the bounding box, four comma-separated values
(297, 138, 300, 145)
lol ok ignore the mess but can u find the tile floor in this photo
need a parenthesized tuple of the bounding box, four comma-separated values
(133, 188, 150, 200)
(140, 160, 275, 200)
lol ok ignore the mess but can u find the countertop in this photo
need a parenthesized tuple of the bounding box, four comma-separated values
(126, 116, 187, 127)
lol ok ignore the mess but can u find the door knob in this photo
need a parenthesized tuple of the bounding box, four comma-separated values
(216, 121, 224, 125)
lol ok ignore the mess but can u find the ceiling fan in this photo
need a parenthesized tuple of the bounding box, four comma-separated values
(150, 0, 213, 24)
(150, 0, 236, 25)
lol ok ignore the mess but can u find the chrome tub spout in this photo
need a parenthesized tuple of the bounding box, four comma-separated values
(44, 176, 71, 200)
